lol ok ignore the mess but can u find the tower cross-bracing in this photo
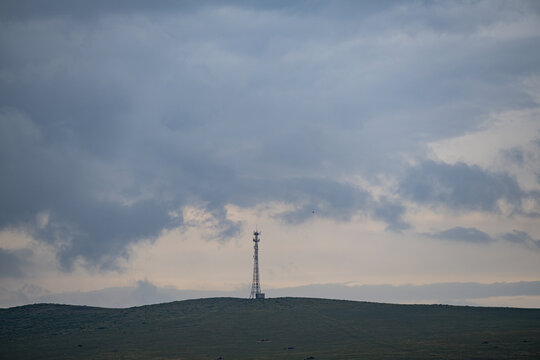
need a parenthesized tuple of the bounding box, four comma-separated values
(249, 230, 265, 299)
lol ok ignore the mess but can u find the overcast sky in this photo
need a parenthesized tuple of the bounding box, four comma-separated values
(1, 0, 540, 308)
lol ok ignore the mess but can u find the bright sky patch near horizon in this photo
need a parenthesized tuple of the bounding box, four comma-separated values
(1, 0, 540, 308)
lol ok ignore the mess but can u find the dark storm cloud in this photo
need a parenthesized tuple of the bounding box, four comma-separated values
(0, 0, 202, 20)
(427, 227, 493, 244)
(1, 1, 539, 269)
(399, 161, 526, 213)
(0, 0, 401, 20)
(0, 113, 177, 269)
(0, 248, 32, 278)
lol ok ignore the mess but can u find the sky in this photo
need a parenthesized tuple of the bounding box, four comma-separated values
(1, 0, 540, 308)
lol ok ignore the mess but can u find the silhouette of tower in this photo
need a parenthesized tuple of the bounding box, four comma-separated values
(249, 230, 265, 299)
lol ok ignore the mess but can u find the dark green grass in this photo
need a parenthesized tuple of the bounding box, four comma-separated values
(1, 297, 539, 359)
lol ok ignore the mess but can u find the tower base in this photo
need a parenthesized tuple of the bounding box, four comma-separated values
(255, 293, 265, 299)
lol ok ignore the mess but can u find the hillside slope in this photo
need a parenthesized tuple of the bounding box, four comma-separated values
(1, 297, 539, 359)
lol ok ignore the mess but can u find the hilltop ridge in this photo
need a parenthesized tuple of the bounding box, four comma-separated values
(1, 297, 539, 359)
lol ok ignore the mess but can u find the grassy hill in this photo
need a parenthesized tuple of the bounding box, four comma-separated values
(1, 297, 539, 359)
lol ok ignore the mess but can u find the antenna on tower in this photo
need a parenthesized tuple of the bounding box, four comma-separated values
(249, 229, 265, 299)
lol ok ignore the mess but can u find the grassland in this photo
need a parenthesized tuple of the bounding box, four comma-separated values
(1, 297, 539, 359)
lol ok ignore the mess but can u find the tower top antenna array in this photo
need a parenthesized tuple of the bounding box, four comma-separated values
(249, 230, 265, 299)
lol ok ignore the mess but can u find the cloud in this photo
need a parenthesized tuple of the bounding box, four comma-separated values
(501, 230, 540, 250)
(500, 147, 525, 166)
(399, 160, 526, 213)
(273, 180, 411, 231)
(0, 111, 179, 270)
(274, 178, 371, 224)
(0, 248, 32, 278)
(0, 1, 429, 21)
(426, 227, 493, 244)
(372, 197, 410, 232)
(0, 0, 208, 20)
(1, 1, 539, 270)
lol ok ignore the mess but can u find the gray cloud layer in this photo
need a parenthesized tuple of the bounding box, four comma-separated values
(502, 230, 540, 250)
(427, 227, 493, 244)
(0, 248, 31, 278)
(401, 161, 516, 211)
(423, 228, 540, 250)
(400, 160, 538, 215)
(1, 1, 539, 269)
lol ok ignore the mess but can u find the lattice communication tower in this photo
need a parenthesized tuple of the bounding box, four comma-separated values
(249, 230, 265, 299)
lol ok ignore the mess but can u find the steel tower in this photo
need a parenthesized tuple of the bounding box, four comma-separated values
(249, 230, 265, 299)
